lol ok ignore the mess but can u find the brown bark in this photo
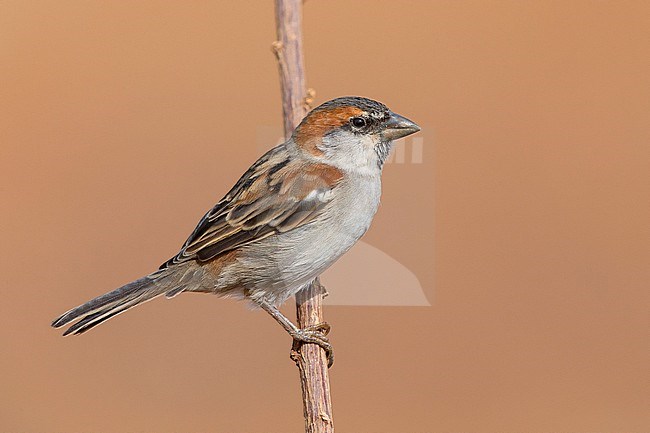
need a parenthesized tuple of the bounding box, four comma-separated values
(273, 1, 334, 432)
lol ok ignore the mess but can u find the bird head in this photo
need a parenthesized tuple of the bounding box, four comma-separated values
(292, 96, 420, 172)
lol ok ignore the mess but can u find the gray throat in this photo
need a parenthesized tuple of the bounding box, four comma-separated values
(375, 141, 393, 167)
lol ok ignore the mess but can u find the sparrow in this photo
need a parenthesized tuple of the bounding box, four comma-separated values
(52, 96, 420, 366)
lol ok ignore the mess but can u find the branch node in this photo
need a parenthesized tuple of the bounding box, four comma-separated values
(290, 348, 302, 365)
(271, 40, 284, 58)
(305, 88, 316, 110)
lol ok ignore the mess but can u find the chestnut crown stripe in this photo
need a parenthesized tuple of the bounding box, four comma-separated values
(293, 106, 365, 153)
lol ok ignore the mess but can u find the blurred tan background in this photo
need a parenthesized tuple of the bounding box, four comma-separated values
(1, 1, 648, 432)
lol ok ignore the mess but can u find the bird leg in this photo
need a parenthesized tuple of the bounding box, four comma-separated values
(256, 299, 334, 367)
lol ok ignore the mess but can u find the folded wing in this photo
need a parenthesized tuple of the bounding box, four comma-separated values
(162, 146, 343, 267)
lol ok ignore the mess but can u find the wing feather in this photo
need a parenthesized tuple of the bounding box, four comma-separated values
(161, 145, 343, 268)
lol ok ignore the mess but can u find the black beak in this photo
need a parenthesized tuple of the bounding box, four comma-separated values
(381, 112, 421, 141)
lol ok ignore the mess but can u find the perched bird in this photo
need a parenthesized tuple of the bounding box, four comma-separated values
(52, 96, 420, 365)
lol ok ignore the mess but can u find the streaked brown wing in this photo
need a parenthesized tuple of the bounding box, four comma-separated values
(161, 145, 342, 268)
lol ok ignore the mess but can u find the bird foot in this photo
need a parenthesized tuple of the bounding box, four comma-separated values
(290, 322, 334, 368)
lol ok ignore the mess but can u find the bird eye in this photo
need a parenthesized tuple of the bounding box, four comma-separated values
(350, 117, 366, 128)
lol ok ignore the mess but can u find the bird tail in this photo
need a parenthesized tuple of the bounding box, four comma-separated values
(51, 270, 183, 336)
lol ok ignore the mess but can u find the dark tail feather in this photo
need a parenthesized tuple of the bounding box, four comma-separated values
(52, 275, 170, 336)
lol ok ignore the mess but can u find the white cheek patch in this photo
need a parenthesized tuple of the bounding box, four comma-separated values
(319, 130, 382, 175)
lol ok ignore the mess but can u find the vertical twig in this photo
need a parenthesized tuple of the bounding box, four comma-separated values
(292, 279, 334, 432)
(272, 0, 307, 135)
(272, 1, 334, 432)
